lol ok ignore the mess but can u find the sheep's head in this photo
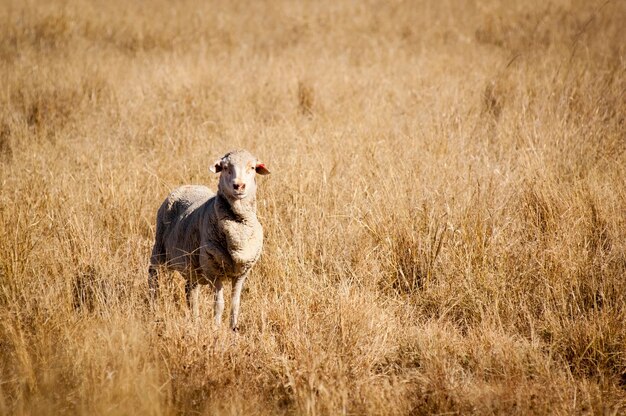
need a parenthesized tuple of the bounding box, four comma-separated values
(210, 149, 270, 200)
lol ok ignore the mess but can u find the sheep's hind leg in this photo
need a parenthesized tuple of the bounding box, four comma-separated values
(148, 263, 159, 307)
(148, 232, 165, 306)
(230, 273, 248, 331)
(185, 280, 200, 320)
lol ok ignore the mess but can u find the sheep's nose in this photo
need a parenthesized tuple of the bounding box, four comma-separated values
(233, 183, 245, 191)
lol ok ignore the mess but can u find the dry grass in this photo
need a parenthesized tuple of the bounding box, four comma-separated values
(1, 0, 625, 414)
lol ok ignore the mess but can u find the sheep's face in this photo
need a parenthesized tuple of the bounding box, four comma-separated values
(211, 150, 270, 200)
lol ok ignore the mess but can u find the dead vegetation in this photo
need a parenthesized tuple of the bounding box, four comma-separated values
(0, 0, 625, 414)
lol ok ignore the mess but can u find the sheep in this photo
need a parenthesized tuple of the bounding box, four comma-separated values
(148, 149, 270, 331)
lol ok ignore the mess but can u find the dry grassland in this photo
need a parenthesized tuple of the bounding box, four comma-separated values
(1, 0, 625, 414)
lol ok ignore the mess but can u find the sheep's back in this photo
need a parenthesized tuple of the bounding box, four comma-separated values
(165, 185, 213, 215)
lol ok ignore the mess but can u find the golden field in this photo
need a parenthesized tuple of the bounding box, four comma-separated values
(0, 0, 625, 414)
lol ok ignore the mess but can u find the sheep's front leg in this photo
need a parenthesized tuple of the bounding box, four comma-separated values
(213, 278, 225, 326)
(185, 280, 200, 320)
(230, 273, 248, 331)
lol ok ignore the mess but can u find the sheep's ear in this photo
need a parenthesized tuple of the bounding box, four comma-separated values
(210, 159, 223, 173)
(255, 162, 270, 175)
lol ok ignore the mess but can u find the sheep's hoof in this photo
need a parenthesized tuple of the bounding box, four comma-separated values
(232, 326, 239, 333)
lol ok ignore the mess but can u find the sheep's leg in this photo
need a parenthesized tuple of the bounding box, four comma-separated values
(148, 266, 158, 297)
(148, 263, 159, 307)
(185, 280, 200, 320)
(230, 273, 248, 331)
(213, 278, 224, 326)
(149, 222, 165, 306)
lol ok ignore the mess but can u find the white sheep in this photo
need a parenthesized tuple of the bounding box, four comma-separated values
(148, 149, 270, 330)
